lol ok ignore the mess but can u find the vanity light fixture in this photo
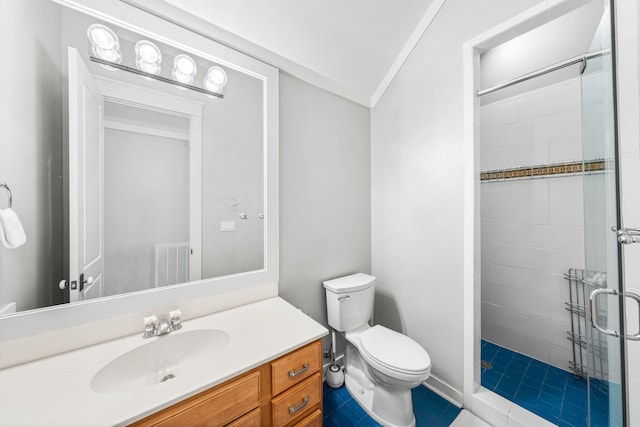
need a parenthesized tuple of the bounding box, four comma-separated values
(203, 66, 228, 93)
(87, 24, 122, 67)
(172, 54, 197, 88)
(86, 24, 223, 99)
(135, 40, 161, 76)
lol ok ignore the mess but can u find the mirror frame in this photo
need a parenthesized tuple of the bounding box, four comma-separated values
(0, 0, 279, 344)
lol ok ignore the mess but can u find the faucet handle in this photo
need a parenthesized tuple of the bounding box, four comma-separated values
(169, 309, 182, 331)
(144, 315, 158, 326)
(143, 315, 158, 338)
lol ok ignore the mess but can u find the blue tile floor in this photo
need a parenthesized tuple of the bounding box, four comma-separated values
(323, 381, 461, 426)
(481, 340, 589, 426)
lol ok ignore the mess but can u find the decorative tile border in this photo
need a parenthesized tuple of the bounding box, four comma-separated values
(481, 160, 606, 181)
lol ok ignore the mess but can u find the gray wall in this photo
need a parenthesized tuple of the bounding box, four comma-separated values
(201, 68, 264, 278)
(104, 129, 189, 295)
(0, 0, 64, 312)
(279, 73, 371, 350)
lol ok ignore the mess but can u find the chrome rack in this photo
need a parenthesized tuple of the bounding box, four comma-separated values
(563, 268, 608, 396)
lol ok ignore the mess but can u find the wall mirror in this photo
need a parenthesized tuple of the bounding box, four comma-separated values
(0, 0, 278, 343)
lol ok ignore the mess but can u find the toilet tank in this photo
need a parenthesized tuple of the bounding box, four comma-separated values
(323, 273, 375, 332)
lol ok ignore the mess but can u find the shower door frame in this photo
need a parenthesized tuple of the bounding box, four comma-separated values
(462, 0, 631, 424)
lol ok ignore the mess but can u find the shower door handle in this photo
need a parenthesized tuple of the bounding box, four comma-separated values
(589, 288, 640, 340)
(624, 291, 640, 341)
(589, 288, 619, 337)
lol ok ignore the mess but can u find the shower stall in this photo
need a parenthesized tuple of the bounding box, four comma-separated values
(477, 0, 632, 425)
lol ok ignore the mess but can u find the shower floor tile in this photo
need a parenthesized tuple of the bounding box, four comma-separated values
(481, 340, 588, 426)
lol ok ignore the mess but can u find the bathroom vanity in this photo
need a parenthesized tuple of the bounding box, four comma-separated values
(132, 341, 322, 427)
(0, 298, 327, 426)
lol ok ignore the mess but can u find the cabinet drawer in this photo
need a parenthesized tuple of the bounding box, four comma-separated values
(293, 409, 322, 427)
(272, 341, 321, 395)
(226, 408, 261, 427)
(132, 371, 260, 427)
(271, 373, 322, 427)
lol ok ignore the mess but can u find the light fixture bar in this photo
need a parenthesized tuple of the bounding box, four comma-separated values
(89, 55, 224, 99)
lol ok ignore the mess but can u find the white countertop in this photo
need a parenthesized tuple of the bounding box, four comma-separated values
(0, 297, 328, 426)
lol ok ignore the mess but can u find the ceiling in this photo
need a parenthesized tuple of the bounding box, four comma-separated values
(122, 0, 444, 107)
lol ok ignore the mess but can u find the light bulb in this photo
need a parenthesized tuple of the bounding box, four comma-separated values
(172, 54, 197, 85)
(94, 46, 122, 63)
(134, 40, 161, 77)
(204, 80, 222, 93)
(207, 66, 227, 86)
(87, 24, 122, 67)
(87, 24, 119, 50)
(135, 40, 161, 64)
(175, 55, 196, 75)
(135, 58, 160, 75)
(203, 66, 227, 93)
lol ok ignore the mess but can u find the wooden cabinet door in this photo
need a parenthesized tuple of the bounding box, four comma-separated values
(131, 371, 260, 427)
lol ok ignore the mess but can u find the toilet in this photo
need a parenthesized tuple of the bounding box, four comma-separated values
(323, 273, 431, 427)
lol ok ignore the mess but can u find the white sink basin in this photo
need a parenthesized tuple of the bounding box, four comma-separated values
(90, 329, 230, 394)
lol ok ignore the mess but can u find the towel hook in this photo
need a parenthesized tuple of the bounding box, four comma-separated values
(0, 183, 13, 209)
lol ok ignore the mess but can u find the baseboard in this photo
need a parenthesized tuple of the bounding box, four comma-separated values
(424, 374, 464, 407)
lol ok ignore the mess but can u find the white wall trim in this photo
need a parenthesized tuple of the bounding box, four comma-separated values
(370, 0, 448, 108)
(424, 374, 464, 407)
(95, 76, 205, 118)
(103, 121, 189, 141)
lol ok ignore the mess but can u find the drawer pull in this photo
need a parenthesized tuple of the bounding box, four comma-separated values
(288, 396, 309, 414)
(288, 363, 309, 378)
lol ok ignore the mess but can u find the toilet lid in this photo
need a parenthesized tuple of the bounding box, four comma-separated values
(359, 325, 431, 374)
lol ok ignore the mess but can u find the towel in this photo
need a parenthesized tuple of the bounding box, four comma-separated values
(0, 208, 26, 249)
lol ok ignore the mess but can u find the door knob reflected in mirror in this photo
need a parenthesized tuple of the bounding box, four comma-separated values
(79, 274, 94, 292)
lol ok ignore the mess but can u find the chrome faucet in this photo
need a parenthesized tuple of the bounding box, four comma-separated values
(155, 318, 172, 336)
(142, 310, 182, 338)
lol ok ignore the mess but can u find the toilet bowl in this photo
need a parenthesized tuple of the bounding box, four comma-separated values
(323, 273, 431, 427)
(350, 324, 431, 386)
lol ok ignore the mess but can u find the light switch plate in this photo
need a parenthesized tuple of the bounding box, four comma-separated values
(220, 221, 236, 232)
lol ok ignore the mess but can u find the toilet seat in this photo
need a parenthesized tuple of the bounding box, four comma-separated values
(358, 325, 431, 376)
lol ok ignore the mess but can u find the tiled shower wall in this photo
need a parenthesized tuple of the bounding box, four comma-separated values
(480, 78, 585, 371)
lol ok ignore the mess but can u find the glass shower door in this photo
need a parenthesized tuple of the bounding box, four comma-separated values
(581, 1, 626, 425)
